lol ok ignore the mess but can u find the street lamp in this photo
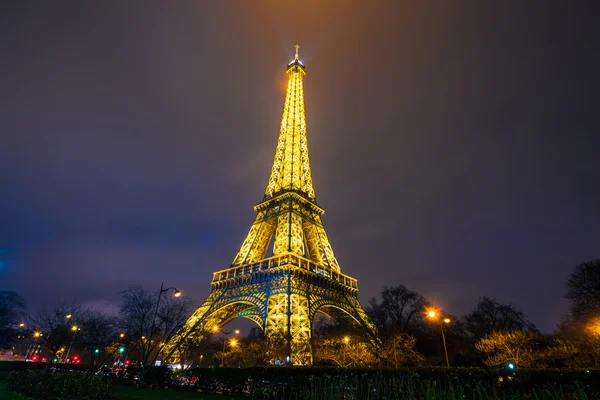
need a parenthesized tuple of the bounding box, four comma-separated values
(213, 326, 240, 367)
(427, 309, 451, 367)
(25, 332, 42, 360)
(64, 325, 80, 363)
(343, 336, 350, 367)
(145, 283, 181, 365)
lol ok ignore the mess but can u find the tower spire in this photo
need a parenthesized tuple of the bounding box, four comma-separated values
(265, 45, 313, 201)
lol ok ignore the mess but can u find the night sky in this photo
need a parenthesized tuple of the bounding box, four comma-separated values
(1, 1, 599, 333)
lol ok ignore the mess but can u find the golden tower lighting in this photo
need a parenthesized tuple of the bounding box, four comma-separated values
(167, 46, 377, 365)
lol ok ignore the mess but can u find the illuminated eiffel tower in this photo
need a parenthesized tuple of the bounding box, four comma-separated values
(172, 46, 377, 365)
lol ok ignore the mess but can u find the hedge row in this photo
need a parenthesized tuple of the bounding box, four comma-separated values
(2, 363, 599, 399)
(6, 370, 112, 400)
(141, 366, 597, 398)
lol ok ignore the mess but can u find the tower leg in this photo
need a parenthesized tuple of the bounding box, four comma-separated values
(289, 293, 312, 365)
(263, 293, 288, 363)
(264, 291, 313, 366)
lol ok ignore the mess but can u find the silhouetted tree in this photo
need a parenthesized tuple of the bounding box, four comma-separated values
(118, 285, 192, 385)
(366, 285, 430, 335)
(28, 300, 91, 364)
(566, 259, 600, 319)
(463, 297, 534, 338)
(80, 311, 117, 366)
(0, 291, 27, 349)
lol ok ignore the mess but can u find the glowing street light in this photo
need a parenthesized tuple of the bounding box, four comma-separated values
(342, 336, 351, 367)
(145, 282, 182, 361)
(427, 309, 451, 367)
(19, 323, 25, 328)
(119, 333, 125, 339)
(214, 327, 241, 366)
(66, 314, 72, 319)
(64, 326, 81, 362)
(26, 332, 43, 360)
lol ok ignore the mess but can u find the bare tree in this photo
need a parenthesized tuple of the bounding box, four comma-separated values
(118, 286, 192, 385)
(80, 311, 117, 366)
(0, 291, 27, 349)
(313, 335, 377, 367)
(379, 333, 425, 367)
(28, 300, 91, 364)
(475, 330, 544, 368)
(566, 259, 600, 319)
(548, 336, 600, 368)
(463, 297, 535, 338)
(366, 285, 430, 335)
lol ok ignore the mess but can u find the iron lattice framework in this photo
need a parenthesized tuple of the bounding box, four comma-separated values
(171, 47, 377, 365)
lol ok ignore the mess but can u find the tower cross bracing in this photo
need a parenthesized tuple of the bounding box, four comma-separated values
(170, 47, 377, 365)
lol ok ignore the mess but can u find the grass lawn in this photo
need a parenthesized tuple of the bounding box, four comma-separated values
(0, 381, 245, 400)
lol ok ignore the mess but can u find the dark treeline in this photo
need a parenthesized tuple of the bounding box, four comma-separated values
(1, 259, 599, 369)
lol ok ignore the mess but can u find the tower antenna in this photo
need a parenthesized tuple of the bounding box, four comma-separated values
(294, 44, 300, 60)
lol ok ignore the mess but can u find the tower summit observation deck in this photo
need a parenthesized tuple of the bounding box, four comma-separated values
(169, 46, 377, 365)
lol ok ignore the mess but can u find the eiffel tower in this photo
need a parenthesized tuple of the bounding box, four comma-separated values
(171, 46, 377, 365)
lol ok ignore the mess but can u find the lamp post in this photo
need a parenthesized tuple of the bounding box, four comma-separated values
(113, 333, 126, 366)
(16, 323, 26, 356)
(342, 336, 350, 367)
(150, 283, 181, 339)
(25, 332, 42, 360)
(145, 283, 181, 366)
(213, 326, 240, 367)
(64, 325, 80, 363)
(427, 310, 451, 367)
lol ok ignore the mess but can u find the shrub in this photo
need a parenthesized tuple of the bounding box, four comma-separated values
(6, 369, 112, 400)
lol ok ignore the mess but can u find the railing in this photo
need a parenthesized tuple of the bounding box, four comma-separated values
(212, 253, 358, 289)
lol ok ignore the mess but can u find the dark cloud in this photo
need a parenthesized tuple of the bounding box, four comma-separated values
(1, 1, 599, 332)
